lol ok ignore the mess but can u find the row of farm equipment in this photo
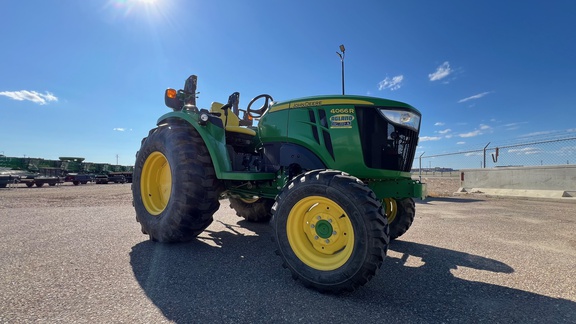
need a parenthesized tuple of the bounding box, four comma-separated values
(0, 156, 133, 188)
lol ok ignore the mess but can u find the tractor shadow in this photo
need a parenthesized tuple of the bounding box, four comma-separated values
(130, 223, 576, 323)
(418, 196, 484, 204)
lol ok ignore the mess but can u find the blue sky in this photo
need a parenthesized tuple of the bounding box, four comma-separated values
(1, 0, 575, 166)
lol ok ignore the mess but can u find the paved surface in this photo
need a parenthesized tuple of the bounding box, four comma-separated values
(1, 184, 575, 323)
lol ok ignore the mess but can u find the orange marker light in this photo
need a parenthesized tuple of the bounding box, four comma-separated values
(166, 88, 177, 99)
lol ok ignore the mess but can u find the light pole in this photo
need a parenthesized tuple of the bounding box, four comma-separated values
(336, 44, 345, 95)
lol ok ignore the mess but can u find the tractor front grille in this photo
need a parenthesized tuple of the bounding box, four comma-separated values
(356, 107, 418, 172)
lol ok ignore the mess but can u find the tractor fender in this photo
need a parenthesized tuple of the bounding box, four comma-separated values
(279, 143, 326, 170)
(156, 112, 232, 178)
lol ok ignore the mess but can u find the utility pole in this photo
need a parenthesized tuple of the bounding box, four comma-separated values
(116, 154, 119, 165)
(336, 44, 346, 95)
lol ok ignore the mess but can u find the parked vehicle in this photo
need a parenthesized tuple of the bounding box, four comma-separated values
(0, 156, 133, 188)
(132, 75, 426, 293)
(94, 175, 109, 184)
(64, 173, 95, 185)
(0, 174, 19, 188)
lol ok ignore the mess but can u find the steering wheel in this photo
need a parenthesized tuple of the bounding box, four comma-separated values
(247, 94, 274, 119)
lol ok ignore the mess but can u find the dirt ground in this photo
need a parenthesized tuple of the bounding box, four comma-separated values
(1, 176, 575, 323)
(0, 183, 133, 209)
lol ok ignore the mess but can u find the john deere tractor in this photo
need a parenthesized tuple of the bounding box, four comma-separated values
(132, 75, 426, 292)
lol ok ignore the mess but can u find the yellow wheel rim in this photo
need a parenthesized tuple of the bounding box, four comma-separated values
(383, 198, 397, 224)
(140, 151, 172, 216)
(287, 196, 355, 271)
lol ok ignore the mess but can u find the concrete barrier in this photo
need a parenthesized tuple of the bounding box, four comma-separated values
(457, 165, 576, 199)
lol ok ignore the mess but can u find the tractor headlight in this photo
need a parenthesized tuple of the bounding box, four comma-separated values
(378, 109, 420, 132)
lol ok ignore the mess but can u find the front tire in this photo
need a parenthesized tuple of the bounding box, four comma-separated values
(132, 123, 222, 242)
(384, 198, 416, 240)
(229, 197, 274, 222)
(272, 170, 389, 293)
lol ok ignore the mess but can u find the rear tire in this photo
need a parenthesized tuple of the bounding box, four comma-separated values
(272, 170, 389, 293)
(229, 197, 274, 222)
(132, 123, 222, 242)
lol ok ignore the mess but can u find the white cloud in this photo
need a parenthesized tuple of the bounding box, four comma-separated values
(445, 134, 453, 139)
(378, 75, 404, 91)
(438, 128, 451, 134)
(504, 122, 527, 130)
(428, 62, 452, 81)
(113, 128, 126, 132)
(457, 141, 466, 145)
(434, 122, 445, 126)
(420, 136, 442, 141)
(0, 90, 58, 105)
(508, 147, 541, 155)
(479, 124, 491, 130)
(519, 130, 555, 137)
(459, 130, 482, 138)
(458, 91, 491, 103)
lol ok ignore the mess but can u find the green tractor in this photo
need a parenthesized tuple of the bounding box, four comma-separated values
(132, 75, 426, 292)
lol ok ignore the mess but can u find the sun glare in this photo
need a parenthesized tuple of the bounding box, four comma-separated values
(106, 0, 162, 18)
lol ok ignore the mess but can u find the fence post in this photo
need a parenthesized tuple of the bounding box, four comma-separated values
(483, 142, 491, 168)
(419, 152, 425, 182)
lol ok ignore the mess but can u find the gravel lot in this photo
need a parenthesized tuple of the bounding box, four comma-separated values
(1, 180, 575, 323)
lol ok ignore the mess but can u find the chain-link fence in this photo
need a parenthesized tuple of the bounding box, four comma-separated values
(414, 135, 576, 172)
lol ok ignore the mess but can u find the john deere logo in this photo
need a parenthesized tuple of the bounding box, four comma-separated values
(330, 114, 354, 128)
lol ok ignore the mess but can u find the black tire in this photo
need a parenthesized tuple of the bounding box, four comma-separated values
(81, 181, 87, 184)
(49, 183, 56, 187)
(387, 198, 416, 240)
(272, 170, 389, 293)
(132, 123, 222, 242)
(229, 197, 274, 222)
(26, 182, 34, 188)
(36, 182, 44, 187)
(73, 181, 80, 186)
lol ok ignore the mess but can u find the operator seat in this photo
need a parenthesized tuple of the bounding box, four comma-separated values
(210, 102, 256, 136)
